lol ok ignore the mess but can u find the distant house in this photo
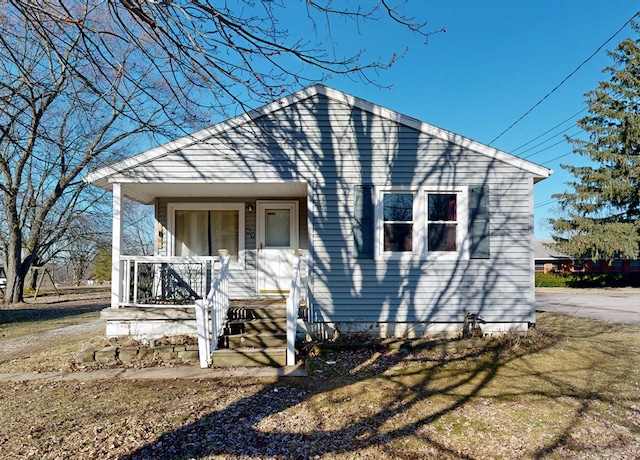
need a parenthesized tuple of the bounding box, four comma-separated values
(87, 84, 552, 344)
(534, 239, 573, 273)
(535, 239, 640, 275)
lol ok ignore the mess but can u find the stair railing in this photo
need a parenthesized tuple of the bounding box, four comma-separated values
(286, 250, 303, 366)
(195, 251, 231, 368)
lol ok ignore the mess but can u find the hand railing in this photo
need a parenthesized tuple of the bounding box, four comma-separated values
(120, 255, 218, 306)
(286, 250, 303, 366)
(195, 252, 231, 368)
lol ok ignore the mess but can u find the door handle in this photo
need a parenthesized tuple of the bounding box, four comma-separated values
(260, 243, 263, 251)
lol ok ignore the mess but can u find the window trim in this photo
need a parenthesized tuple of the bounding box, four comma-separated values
(167, 202, 246, 266)
(426, 192, 459, 253)
(375, 186, 469, 261)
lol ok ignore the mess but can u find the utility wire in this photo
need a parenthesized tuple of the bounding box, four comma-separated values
(541, 150, 574, 166)
(489, 11, 639, 146)
(535, 198, 557, 209)
(510, 107, 586, 154)
(520, 125, 578, 157)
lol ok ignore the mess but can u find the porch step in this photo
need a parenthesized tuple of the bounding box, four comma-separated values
(222, 333, 287, 349)
(211, 347, 287, 367)
(227, 301, 287, 320)
(225, 318, 287, 335)
(212, 299, 290, 368)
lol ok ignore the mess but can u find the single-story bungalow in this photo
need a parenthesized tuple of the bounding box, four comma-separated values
(87, 85, 552, 364)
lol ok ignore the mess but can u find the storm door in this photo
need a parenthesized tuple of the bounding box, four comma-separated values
(256, 201, 298, 295)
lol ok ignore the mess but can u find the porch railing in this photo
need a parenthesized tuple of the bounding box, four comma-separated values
(120, 255, 218, 307)
(195, 253, 231, 368)
(286, 251, 303, 366)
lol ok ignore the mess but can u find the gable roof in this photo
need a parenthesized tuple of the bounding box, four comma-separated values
(86, 84, 552, 192)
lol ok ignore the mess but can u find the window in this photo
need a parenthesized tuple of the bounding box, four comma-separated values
(382, 193, 413, 252)
(169, 203, 244, 262)
(427, 193, 458, 252)
(374, 188, 468, 258)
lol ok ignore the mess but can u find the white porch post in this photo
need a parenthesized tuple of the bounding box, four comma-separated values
(111, 183, 123, 308)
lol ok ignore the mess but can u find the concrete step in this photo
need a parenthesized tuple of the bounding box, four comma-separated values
(227, 303, 286, 320)
(225, 318, 287, 335)
(210, 347, 287, 367)
(222, 333, 287, 349)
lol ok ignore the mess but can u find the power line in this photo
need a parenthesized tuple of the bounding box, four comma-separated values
(510, 107, 586, 154)
(541, 150, 574, 166)
(520, 126, 579, 157)
(489, 11, 639, 146)
(535, 198, 558, 209)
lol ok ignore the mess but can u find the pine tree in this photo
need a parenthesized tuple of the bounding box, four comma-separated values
(550, 22, 640, 259)
(91, 248, 112, 284)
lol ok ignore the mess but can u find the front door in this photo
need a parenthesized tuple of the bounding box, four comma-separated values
(256, 201, 299, 295)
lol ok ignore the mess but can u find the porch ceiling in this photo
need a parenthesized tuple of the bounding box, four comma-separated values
(119, 182, 308, 204)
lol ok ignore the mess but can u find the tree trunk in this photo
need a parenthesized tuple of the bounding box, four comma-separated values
(3, 220, 25, 304)
(25, 267, 38, 291)
(3, 236, 34, 304)
(4, 256, 25, 304)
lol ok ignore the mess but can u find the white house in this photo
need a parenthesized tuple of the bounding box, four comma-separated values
(87, 85, 551, 364)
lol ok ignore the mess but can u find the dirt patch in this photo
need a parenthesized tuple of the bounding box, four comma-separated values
(0, 290, 110, 371)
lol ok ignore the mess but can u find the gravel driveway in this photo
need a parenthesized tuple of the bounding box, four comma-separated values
(536, 288, 640, 325)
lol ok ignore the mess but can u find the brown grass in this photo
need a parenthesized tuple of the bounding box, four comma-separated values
(0, 294, 639, 459)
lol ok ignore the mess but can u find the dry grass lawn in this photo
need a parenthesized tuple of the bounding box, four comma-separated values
(0, 292, 639, 459)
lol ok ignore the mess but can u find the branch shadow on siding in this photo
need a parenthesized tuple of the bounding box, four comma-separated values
(118, 92, 548, 457)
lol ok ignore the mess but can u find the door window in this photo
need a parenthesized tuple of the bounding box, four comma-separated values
(265, 209, 291, 247)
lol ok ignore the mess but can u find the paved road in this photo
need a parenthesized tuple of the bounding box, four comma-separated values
(536, 288, 640, 325)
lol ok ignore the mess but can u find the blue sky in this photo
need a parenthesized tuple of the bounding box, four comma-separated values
(279, 1, 638, 238)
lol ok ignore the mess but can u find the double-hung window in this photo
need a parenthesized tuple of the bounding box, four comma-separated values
(382, 192, 414, 252)
(426, 193, 458, 252)
(376, 188, 466, 258)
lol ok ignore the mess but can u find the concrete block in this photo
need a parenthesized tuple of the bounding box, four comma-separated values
(137, 348, 154, 360)
(178, 350, 200, 362)
(76, 348, 99, 363)
(153, 346, 178, 361)
(118, 347, 139, 362)
(94, 346, 118, 363)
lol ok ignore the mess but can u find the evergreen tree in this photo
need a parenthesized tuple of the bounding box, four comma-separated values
(550, 23, 640, 259)
(91, 248, 112, 284)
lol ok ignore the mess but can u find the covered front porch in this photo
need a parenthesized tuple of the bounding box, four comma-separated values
(103, 181, 310, 367)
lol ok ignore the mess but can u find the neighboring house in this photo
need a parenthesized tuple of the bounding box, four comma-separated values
(535, 239, 640, 275)
(534, 239, 573, 273)
(87, 84, 552, 342)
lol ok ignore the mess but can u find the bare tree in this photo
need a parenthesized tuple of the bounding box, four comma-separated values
(8, 1, 442, 121)
(56, 213, 111, 286)
(0, 7, 178, 303)
(123, 200, 154, 256)
(0, 1, 440, 303)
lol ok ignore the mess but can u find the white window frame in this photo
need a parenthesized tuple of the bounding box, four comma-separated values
(377, 189, 417, 259)
(375, 186, 469, 261)
(167, 202, 246, 267)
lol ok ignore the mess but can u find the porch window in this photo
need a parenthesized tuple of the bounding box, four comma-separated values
(382, 193, 414, 252)
(427, 193, 458, 252)
(169, 203, 244, 261)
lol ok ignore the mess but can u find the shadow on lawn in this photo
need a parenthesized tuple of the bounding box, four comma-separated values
(0, 302, 108, 326)
(120, 334, 561, 460)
